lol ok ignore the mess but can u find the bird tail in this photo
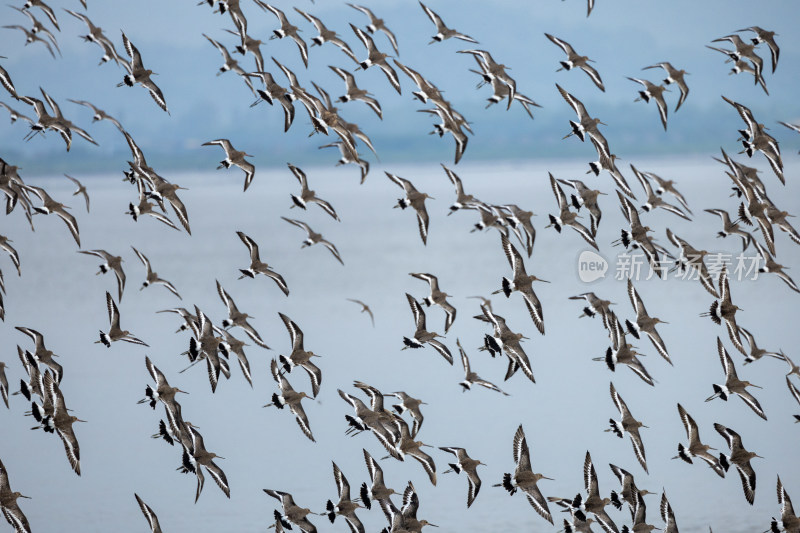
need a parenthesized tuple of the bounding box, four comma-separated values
(271, 393, 285, 409)
(604, 347, 615, 371)
(360, 483, 371, 509)
(607, 419, 623, 438)
(500, 473, 516, 495)
(624, 319, 640, 339)
(501, 277, 512, 297)
(326, 500, 336, 523)
(610, 490, 622, 510)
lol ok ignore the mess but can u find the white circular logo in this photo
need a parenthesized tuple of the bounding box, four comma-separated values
(577, 250, 608, 283)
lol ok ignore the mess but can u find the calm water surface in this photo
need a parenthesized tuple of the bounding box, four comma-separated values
(1, 157, 798, 532)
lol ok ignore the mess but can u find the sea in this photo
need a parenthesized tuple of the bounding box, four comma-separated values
(1, 155, 798, 532)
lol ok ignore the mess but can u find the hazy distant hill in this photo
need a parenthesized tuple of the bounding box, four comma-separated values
(1, 0, 798, 174)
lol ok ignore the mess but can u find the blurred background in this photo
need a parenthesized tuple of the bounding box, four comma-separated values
(1, 1, 800, 533)
(1, 0, 799, 171)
